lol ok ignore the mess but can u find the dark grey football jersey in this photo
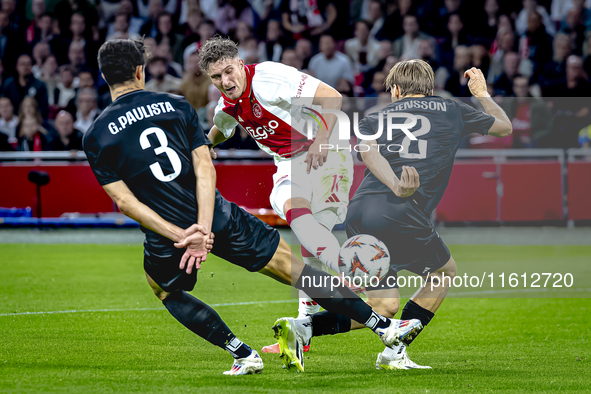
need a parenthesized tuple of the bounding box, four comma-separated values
(83, 90, 220, 256)
(354, 96, 495, 214)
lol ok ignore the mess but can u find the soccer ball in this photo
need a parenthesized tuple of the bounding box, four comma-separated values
(338, 234, 390, 282)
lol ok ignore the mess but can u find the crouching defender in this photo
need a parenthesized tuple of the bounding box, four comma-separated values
(274, 60, 513, 370)
(83, 38, 422, 375)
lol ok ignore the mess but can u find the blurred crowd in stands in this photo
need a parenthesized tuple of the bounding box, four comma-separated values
(1, 0, 591, 154)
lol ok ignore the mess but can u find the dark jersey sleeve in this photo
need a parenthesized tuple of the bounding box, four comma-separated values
(459, 101, 496, 136)
(83, 133, 121, 186)
(187, 103, 212, 152)
(357, 115, 377, 138)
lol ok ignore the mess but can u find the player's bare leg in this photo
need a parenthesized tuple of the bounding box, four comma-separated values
(261, 198, 343, 354)
(145, 273, 263, 375)
(259, 238, 422, 371)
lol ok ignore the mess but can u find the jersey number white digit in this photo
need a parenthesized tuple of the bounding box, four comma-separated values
(400, 115, 431, 159)
(139, 127, 181, 182)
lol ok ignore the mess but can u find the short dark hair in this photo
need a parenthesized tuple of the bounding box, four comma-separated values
(98, 38, 148, 86)
(198, 36, 239, 73)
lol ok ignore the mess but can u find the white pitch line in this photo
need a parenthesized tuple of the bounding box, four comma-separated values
(1, 288, 589, 317)
(0, 299, 297, 317)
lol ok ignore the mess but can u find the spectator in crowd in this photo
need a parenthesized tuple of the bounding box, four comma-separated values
(55, 65, 77, 109)
(471, 44, 491, 79)
(206, 83, 221, 129)
(393, 14, 432, 60)
(281, 48, 303, 70)
(537, 32, 573, 93)
(365, 0, 385, 41)
(182, 19, 216, 66)
(258, 19, 285, 62)
(521, 11, 553, 72)
(154, 42, 183, 77)
(503, 75, 551, 147)
(560, 0, 591, 30)
(40, 56, 59, 113)
(73, 88, 99, 134)
(30, 13, 55, 47)
(483, 0, 501, 43)
(488, 27, 517, 84)
(445, 45, 472, 97)
(345, 20, 382, 73)
(377, 0, 414, 41)
(3, 54, 49, 120)
(280, 0, 337, 42)
(560, 4, 589, 55)
(137, 0, 178, 21)
(294, 38, 313, 69)
(239, 36, 260, 64)
(105, 1, 143, 40)
(53, 0, 100, 42)
(308, 34, 354, 88)
(0, 58, 5, 94)
(49, 110, 83, 150)
(365, 69, 387, 99)
(578, 124, 591, 148)
(215, 0, 255, 36)
(516, 0, 556, 36)
(0, 96, 17, 143)
(493, 52, 521, 96)
(0, 127, 11, 150)
(25, 0, 47, 46)
(32, 41, 51, 79)
(180, 8, 202, 49)
(154, 11, 185, 65)
(181, 51, 211, 111)
(106, 12, 141, 41)
(0, 10, 23, 79)
(16, 116, 48, 151)
(438, 13, 472, 71)
(146, 56, 182, 93)
(140, 0, 165, 37)
(1, 0, 20, 34)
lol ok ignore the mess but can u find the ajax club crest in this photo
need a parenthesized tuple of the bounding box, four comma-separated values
(252, 102, 262, 118)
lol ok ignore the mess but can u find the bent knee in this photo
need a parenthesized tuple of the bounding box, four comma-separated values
(152, 287, 170, 301)
(434, 257, 456, 278)
(367, 299, 399, 319)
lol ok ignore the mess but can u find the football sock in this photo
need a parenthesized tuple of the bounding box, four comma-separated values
(297, 255, 326, 318)
(310, 310, 351, 337)
(287, 208, 341, 273)
(400, 299, 434, 346)
(382, 344, 405, 359)
(294, 264, 389, 332)
(163, 291, 251, 359)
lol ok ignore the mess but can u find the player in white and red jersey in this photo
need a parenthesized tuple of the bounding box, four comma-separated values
(201, 37, 355, 353)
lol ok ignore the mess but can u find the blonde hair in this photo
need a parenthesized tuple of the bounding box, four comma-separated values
(384, 59, 435, 97)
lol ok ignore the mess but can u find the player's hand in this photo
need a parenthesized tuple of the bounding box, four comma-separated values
(464, 67, 488, 97)
(209, 147, 217, 160)
(174, 225, 215, 274)
(392, 166, 420, 198)
(305, 138, 329, 173)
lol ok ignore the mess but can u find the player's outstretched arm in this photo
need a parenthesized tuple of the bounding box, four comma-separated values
(360, 138, 420, 198)
(207, 126, 234, 159)
(305, 83, 343, 173)
(102, 180, 212, 247)
(464, 67, 513, 137)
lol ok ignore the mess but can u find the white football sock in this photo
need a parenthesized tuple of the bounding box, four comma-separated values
(294, 316, 313, 343)
(289, 214, 341, 273)
(382, 344, 406, 359)
(297, 257, 326, 318)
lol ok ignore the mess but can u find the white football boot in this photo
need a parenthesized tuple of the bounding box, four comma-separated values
(376, 345, 432, 370)
(375, 318, 423, 348)
(272, 317, 311, 372)
(222, 350, 264, 375)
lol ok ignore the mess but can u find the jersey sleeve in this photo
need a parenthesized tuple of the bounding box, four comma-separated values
(253, 62, 322, 107)
(82, 132, 121, 186)
(187, 102, 212, 151)
(213, 97, 239, 138)
(459, 101, 496, 136)
(356, 115, 377, 138)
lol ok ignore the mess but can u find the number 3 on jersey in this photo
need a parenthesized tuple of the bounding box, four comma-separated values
(139, 127, 181, 182)
(400, 115, 431, 159)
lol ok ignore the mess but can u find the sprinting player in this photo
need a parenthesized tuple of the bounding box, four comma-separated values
(83, 38, 422, 375)
(200, 37, 355, 352)
(275, 60, 513, 370)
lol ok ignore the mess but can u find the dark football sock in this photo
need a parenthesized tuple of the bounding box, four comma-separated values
(163, 290, 251, 359)
(310, 310, 351, 337)
(400, 299, 435, 346)
(294, 265, 389, 332)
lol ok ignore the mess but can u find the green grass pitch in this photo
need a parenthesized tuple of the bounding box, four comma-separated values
(1, 243, 589, 393)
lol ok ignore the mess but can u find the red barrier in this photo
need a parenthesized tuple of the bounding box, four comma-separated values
(568, 162, 591, 221)
(0, 160, 578, 222)
(0, 163, 113, 217)
(436, 162, 498, 222)
(500, 162, 563, 221)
